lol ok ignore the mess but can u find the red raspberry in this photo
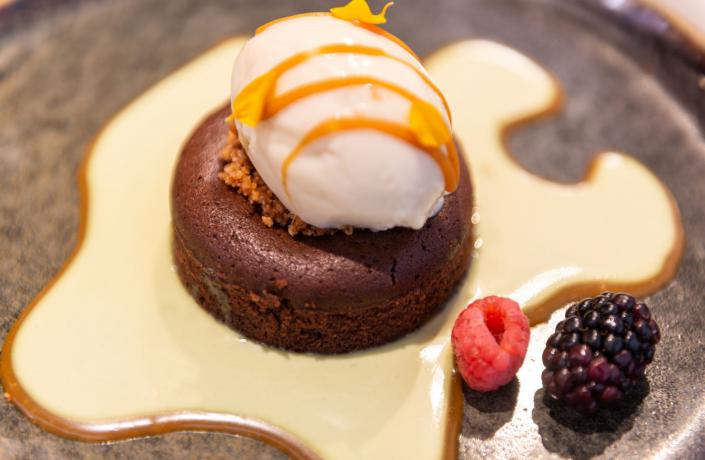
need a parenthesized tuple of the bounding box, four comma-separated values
(451, 296, 530, 392)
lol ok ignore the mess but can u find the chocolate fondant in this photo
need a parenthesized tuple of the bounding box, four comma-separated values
(171, 104, 473, 353)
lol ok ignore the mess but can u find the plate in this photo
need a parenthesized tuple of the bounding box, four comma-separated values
(0, 0, 704, 458)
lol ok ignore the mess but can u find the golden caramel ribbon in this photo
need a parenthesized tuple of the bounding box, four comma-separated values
(409, 100, 453, 148)
(232, 44, 451, 127)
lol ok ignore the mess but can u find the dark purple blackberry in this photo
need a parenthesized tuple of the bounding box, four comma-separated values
(541, 292, 660, 414)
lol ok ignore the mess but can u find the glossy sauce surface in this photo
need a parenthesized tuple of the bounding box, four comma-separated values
(3, 38, 682, 460)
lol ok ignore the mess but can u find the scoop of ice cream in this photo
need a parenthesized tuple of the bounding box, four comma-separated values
(230, 13, 455, 231)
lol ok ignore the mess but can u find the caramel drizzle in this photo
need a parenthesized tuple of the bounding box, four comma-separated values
(266, 75, 437, 122)
(281, 117, 458, 193)
(268, 77, 460, 193)
(255, 12, 419, 60)
(231, 43, 451, 124)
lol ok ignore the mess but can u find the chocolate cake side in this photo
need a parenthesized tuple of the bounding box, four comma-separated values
(171, 105, 474, 353)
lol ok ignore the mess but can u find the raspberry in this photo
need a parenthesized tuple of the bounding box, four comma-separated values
(451, 296, 530, 392)
(541, 292, 660, 414)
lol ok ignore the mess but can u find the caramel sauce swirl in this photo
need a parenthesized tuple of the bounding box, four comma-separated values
(232, 43, 451, 125)
(267, 76, 437, 120)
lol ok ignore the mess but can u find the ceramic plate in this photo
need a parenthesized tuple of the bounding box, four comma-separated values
(1, 0, 704, 458)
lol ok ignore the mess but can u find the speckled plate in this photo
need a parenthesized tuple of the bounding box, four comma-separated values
(1, 0, 704, 459)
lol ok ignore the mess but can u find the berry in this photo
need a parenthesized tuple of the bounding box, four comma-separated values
(541, 292, 660, 414)
(452, 296, 530, 392)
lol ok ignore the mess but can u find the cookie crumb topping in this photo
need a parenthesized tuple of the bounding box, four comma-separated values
(218, 130, 353, 237)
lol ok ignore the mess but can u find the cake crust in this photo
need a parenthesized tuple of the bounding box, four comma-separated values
(171, 104, 474, 353)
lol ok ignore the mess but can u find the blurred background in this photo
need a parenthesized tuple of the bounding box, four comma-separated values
(639, 0, 705, 37)
(0, 0, 704, 30)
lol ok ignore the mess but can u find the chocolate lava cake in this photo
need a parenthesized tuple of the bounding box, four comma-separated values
(171, 105, 473, 353)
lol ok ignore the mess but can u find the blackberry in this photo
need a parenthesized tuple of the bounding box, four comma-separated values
(541, 292, 660, 414)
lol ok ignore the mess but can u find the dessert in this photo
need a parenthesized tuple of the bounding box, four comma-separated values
(0, 10, 685, 460)
(171, 2, 472, 353)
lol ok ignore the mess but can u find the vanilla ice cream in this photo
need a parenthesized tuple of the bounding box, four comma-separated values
(230, 13, 456, 231)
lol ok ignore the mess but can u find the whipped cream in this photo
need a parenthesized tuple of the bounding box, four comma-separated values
(230, 14, 453, 231)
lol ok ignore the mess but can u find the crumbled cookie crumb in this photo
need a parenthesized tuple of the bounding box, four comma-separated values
(218, 130, 353, 237)
(273, 278, 289, 289)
